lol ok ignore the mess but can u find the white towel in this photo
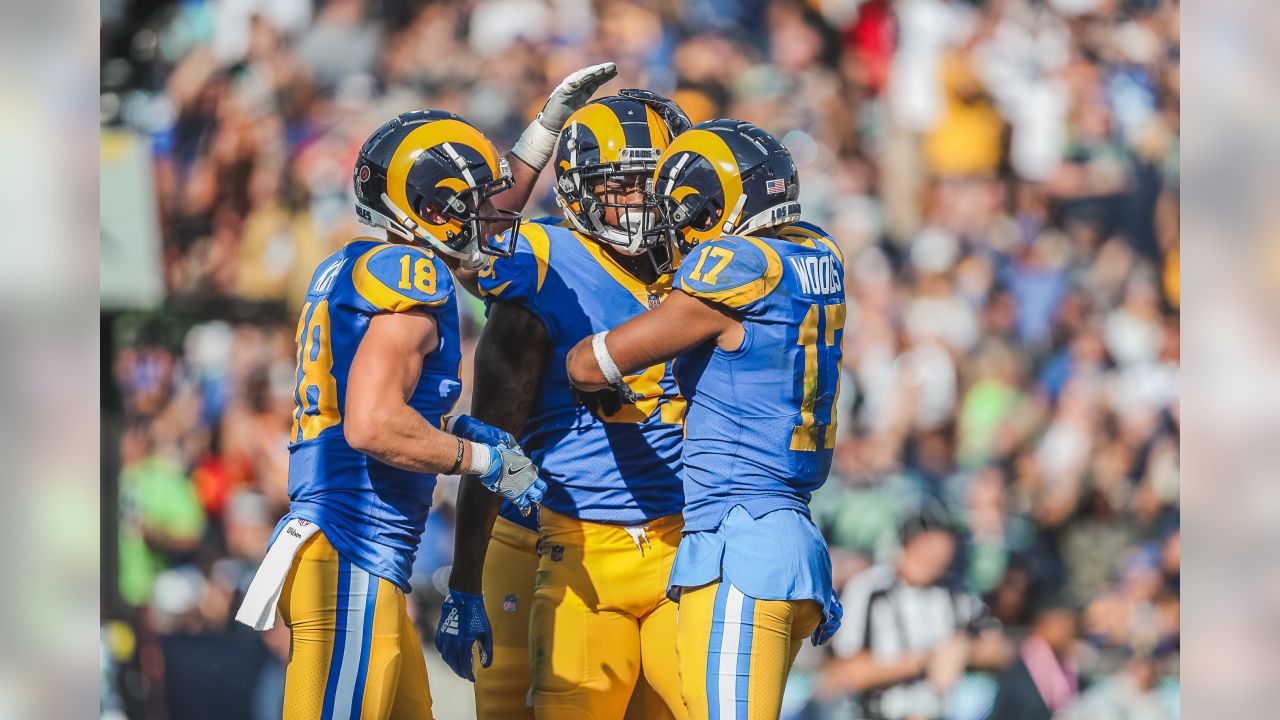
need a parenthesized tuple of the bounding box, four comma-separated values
(235, 517, 320, 631)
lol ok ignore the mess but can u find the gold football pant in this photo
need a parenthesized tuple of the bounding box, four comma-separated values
(279, 532, 433, 720)
(474, 517, 539, 720)
(675, 581, 822, 720)
(530, 508, 688, 720)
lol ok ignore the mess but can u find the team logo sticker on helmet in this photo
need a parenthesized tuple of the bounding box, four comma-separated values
(358, 165, 371, 183)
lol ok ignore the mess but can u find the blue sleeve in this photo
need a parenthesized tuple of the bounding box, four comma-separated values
(350, 243, 455, 314)
(675, 236, 782, 310)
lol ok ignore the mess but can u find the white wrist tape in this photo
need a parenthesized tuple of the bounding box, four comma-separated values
(591, 331, 626, 386)
(467, 441, 493, 476)
(510, 116, 559, 171)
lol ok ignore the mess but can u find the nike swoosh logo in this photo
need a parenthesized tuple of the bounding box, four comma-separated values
(507, 463, 531, 475)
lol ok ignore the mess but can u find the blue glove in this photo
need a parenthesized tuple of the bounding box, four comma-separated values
(812, 591, 843, 646)
(476, 446, 546, 515)
(443, 414, 518, 450)
(434, 590, 492, 681)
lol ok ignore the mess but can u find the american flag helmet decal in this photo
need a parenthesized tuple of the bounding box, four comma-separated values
(766, 178, 786, 194)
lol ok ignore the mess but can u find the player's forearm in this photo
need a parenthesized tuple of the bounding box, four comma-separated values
(565, 340, 609, 390)
(825, 651, 929, 693)
(491, 153, 541, 214)
(447, 479, 504, 593)
(345, 405, 471, 475)
(567, 290, 729, 391)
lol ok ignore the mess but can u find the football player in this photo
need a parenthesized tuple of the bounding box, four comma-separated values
(435, 91, 694, 720)
(234, 60, 618, 720)
(565, 119, 847, 720)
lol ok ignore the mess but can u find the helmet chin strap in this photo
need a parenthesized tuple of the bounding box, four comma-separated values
(719, 194, 749, 235)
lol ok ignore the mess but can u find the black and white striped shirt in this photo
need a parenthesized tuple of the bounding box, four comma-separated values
(832, 565, 992, 720)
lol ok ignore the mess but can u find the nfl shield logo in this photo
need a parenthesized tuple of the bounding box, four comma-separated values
(765, 178, 786, 194)
(502, 594, 519, 613)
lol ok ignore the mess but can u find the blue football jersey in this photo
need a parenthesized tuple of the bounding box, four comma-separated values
(672, 222, 846, 532)
(275, 238, 462, 591)
(478, 218, 685, 525)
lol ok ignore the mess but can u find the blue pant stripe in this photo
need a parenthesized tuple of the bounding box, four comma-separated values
(321, 556, 352, 720)
(735, 595, 755, 720)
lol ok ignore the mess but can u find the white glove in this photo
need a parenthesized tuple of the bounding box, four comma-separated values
(537, 61, 619, 132)
(511, 61, 618, 171)
(475, 446, 546, 515)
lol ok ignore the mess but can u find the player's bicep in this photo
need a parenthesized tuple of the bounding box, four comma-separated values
(472, 302, 550, 433)
(347, 312, 438, 429)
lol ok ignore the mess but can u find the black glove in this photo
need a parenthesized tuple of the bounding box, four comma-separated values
(573, 384, 637, 418)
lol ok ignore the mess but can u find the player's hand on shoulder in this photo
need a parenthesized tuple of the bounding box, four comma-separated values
(434, 589, 492, 682)
(476, 446, 546, 515)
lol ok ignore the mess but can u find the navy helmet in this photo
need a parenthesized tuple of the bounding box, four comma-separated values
(644, 119, 801, 256)
(354, 109, 520, 260)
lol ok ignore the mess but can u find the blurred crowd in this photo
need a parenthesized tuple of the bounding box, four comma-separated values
(100, 0, 1179, 717)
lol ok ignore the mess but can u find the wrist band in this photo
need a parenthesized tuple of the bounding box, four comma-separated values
(510, 117, 559, 172)
(591, 331, 625, 386)
(466, 441, 493, 476)
(446, 437, 466, 475)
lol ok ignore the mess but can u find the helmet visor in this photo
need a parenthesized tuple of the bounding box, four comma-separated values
(413, 175, 521, 258)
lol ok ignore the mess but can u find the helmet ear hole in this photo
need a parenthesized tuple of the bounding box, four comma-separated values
(691, 202, 722, 232)
(410, 194, 447, 225)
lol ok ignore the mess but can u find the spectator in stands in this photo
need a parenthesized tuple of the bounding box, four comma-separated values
(822, 501, 1011, 719)
(988, 600, 1081, 720)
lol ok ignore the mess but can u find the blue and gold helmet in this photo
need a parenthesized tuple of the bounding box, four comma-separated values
(554, 89, 691, 255)
(645, 119, 801, 255)
(354, 109, 520, 260)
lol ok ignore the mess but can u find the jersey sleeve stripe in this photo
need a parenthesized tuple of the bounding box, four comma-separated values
(351, 245, 446, 312)
(780, 224, 844, 264)
(521, 223, 553, 293)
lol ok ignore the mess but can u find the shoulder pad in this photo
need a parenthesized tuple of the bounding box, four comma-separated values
(675, 235, 783, 308)
(477, 222, 554, 302)
(777, 222, 844, 263)
(351, 243, 454, 312)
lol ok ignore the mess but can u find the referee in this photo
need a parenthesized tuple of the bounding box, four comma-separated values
(823, 501, 1010, 720)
